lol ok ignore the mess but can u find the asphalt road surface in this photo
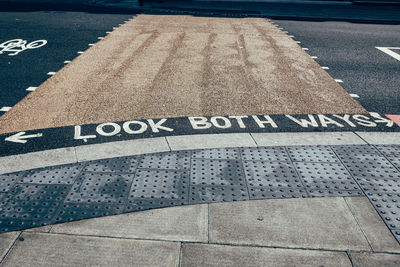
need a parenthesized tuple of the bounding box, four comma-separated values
(0, 14, 366, 134)
(273, 19, 400, 114)
(0, 11, 132, 111)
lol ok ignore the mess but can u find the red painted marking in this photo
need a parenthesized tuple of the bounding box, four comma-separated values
(386, 114, 400, 126)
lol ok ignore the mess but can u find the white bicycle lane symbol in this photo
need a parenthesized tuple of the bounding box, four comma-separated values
(0, 39, 47, 56)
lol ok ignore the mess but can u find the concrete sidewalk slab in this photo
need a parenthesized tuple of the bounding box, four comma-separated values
(0, 231, 19, 262)
(50, 204, 208, 242)
(251, 132, 366, 146)
(209, 197, 371, 250)
(0, 148, 77, 175)
(345, 197, 400, 253)
(356, 132, 400, 145)
(0, 15, 365, 134)
(167, 133, 256, 150)
(351, 252, 400, 267)
(181, 243, 352, 267)
(75, 137, 170, 162)
(2, 232, 180, 267)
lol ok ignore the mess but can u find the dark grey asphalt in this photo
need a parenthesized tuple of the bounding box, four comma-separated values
(0, 11, 132, 110)
(273, 19, 400, 114)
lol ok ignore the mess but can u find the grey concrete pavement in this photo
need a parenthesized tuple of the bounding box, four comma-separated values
(2, 197, 400, 266)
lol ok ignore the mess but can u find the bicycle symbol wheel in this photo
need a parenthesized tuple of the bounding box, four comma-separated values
(26, 40, 47, 49)
(0, 39, 26, 49)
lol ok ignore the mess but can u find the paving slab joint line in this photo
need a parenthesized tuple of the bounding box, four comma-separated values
(353, 131, 370, 145)
(178, 242, 183, 267)
(207, 203, 211, 244)
(372, 144, 400, 173)
(343, 197, 374, 252)
(164, 136, 172, 151)
(346, 251, 355, 267)
(284, 146, 311, 198)
(180, 240, 372, 254)
(249, 133, 259, 146)
(237, 147, 252, 200)
(0, 231, 22, 265)
(25, 231, 183, 244)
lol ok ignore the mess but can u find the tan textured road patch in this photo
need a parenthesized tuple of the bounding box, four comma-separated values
(0, 15, 366, 134)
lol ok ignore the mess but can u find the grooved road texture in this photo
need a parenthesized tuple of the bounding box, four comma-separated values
(0, 15, 365, 134)
(1, 144, 400, 243)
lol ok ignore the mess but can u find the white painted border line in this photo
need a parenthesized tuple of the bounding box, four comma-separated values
(295, 41, 301, 44)
(311, 56, 318, 59)
(321, 67, 329, 70)
(0, 107, 11, 112)
(335, 79, 344, 83)
(77, 51, 84, 54)
(64, 60, 71, 64)
(2, 131, 396, 175)
(350, 94, 360, 98)
(47, 72, 56, 76)
(376, 47, 400, 61)
(302, 48, 309, 51)
(26, 87, 37, 92)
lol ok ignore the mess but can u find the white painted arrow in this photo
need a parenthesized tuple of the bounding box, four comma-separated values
(5, 132, 43, 144)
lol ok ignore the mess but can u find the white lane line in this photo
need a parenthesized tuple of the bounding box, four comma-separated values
(88, 44, 94, 46)
(98, 37, 104, 40)
(322, 67, 329, 70)
(64, 60, 71, 64)
(26, 86, 37, 92)
(47, 72, 56, 76)
(376, 47, 400, 61)
(77, 51, 84, 54)
(334, 79, 344, 83)
(350, 94, 360, 98)
(302, 48, 309, 51)
(311, 56, 318, 59)
(0, 106, 11, 112)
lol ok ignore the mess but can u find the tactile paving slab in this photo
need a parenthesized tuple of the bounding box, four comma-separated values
(83, 157, 139, 173)
(376, 145, 400, 170)
(138, 151, 190, 170)
(240, 147, 290, 162)
(0, 144, 399, 245)
(22, 163, 84, 184)
(0, 172, 23, 193)
(288, 146, 339, 163)
(294, 162, 361, 193)
(65, 172, 134, 204)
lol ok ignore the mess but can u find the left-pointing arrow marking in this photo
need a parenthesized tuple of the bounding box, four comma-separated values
(5, 132, 43, 144)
